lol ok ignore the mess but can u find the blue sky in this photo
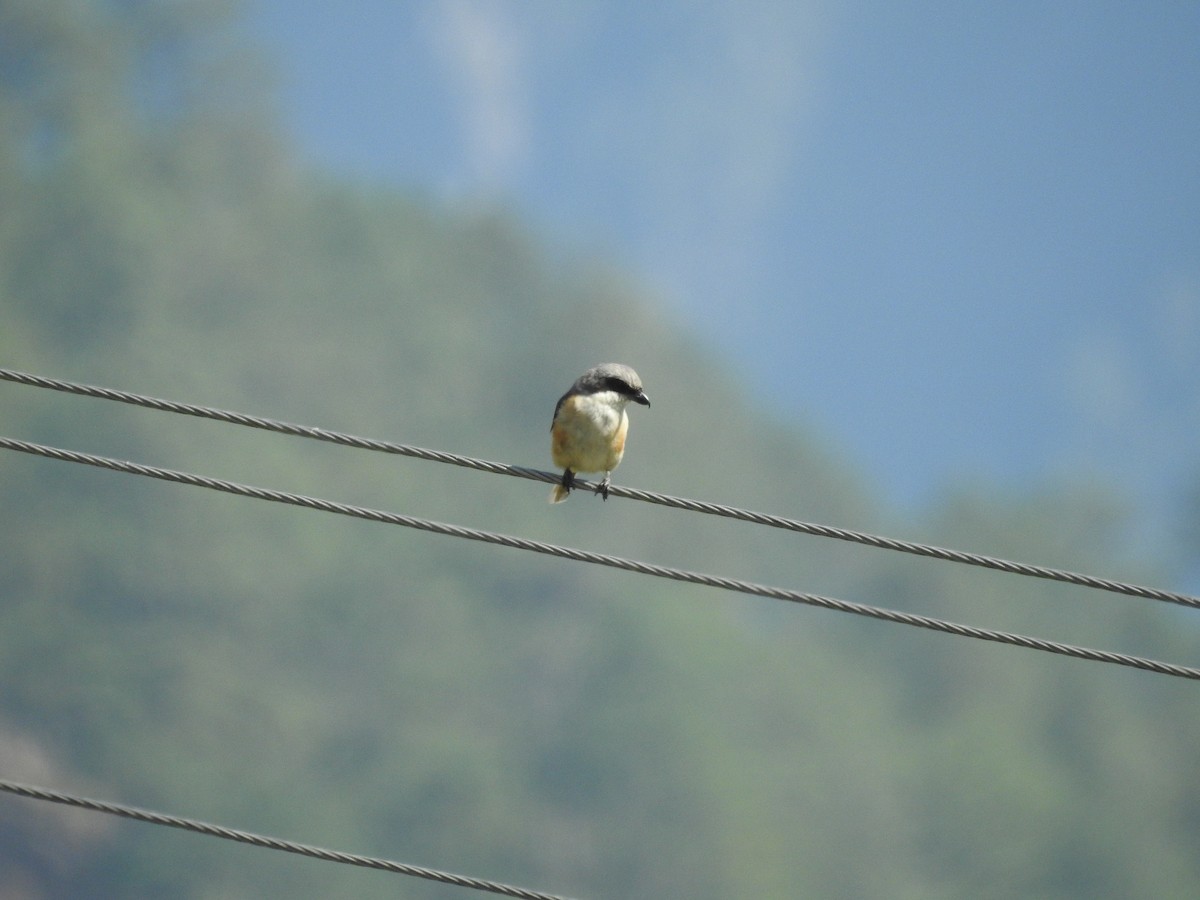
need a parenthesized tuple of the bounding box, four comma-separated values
(244, 1, 1200, 536)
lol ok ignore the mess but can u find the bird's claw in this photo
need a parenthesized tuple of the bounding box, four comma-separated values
(595, 473, 612, 501)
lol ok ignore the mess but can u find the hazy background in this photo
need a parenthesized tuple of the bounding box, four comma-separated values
(248, 0, 1200, 531)
(1, 2, 1198, 898)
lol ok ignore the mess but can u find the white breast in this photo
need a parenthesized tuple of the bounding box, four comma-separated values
(562, 391, 629, 472)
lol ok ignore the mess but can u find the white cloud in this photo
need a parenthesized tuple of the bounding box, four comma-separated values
(426, 0, 529, 192)
(420, 1, 828, 292)
(568, 2, 831, 313)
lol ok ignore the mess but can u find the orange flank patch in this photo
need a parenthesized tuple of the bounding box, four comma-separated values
(551, 422, 573, 469)
(609, 416, 628, 464)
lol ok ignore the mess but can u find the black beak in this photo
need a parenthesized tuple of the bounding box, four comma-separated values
(634, 391, 650, 407)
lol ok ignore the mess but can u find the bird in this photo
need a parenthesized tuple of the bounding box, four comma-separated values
(549, 363, 650, 503)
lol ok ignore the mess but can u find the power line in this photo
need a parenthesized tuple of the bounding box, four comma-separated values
(0, 779, 578, 900)
(2, 434, 1197, 681)
(2, 366, 1195, 611)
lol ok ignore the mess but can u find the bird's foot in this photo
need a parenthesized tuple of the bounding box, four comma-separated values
(595, 472, 612, 501)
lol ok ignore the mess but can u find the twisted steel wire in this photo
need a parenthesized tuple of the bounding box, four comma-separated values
(2, 367, 1195, 611)
(0, 779, 577, 900)
(2, 435, 1197, 680)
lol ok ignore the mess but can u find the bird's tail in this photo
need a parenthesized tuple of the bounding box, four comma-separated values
(549, 484, 570, 504)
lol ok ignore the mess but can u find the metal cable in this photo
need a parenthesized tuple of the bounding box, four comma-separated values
(2, 435, 1196, 680)
(0, 779, 577, 900)
(2, 366, 1195, 611)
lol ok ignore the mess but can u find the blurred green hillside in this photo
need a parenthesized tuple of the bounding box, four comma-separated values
(1, 3, 1197, 898)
